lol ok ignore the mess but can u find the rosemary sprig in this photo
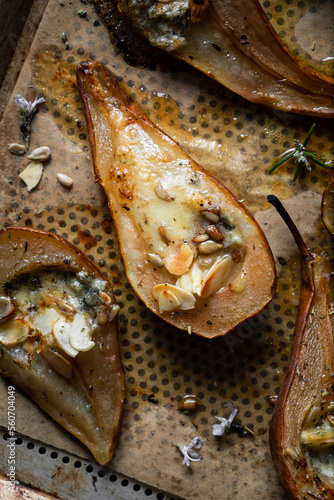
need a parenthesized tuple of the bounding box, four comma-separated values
(15, 87, 45, 148)
(269, 123, 333, 181)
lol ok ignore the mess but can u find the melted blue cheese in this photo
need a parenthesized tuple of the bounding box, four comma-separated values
(0, 270, 113, 357)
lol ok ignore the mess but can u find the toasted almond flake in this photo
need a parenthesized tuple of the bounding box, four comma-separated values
(57, 173, 73, 187)
(0, 317, 30, 346)
(198, 240, 222, 255)
(200, 255, 232, 298)
(0, 296, 16, 322)
(164, 244, 194, 275)
(192, 234, 209, 243)
(157, 289, 180, 313)
(41, 346, 73, 379)
(231, 272, 247, 293)
(53, 318, 78, 357)
(27, 146, 51, 161)
(108, 303, 120, 321)
(153, 283, 196, 312)
(69, 312, 95, 352)
(148, 253, 164, 268)
(201, 210, 220, 223)
(8, 143, 26, 155)
(154, 184, 172, 201)
(19, 161, 43, 191)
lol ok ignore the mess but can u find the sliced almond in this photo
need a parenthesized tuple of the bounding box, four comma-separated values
(0, 296, 16, 323)
(158, 289, 180, 314)
(153, 283, 196, 312)
(53, 318, 78, 358)
(200, 255, 232, 298)
(69, 312, 95, 352)
(41, 345, 73, 379)
(164, 244, 194, 275)
(0, 317, 30, 346)
(19, 161, 43, 191)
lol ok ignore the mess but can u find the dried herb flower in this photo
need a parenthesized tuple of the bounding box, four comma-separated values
(212, 401, 239, 436)
(177, 437, 203, 466)
(15, 87, 45, 148)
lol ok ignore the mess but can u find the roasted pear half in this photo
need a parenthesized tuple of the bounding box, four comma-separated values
(268, 196, 334, 499)
(322, 175, 334, 238)
(76, 61, 276, 339)
(0, 227, 125, 465)
(114, 0, 334, 117)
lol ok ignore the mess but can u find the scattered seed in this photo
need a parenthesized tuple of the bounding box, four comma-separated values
(57, 173, 73, 187)
(154, 184, 172, 201)
(198, 240, 222, 255)
(148, 253, 164, 268)
(8, 143, 26, 155)
(192, 234, 209, 243)
(201, 209, 220, 223)
(206, 225, 225, 242)
(27, 146, 51, 161)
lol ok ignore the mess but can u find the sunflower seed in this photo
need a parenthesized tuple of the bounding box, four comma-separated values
(8, 143, 26, 155)
(192, 234, 209, 243)
(148, 253, 164, 268)
(154, 184, 172, 201)
(27, 146, 51, 161)
(198, 240, 222, 255)
(57, 173, 73, 187)
(201, 210, 220, 223)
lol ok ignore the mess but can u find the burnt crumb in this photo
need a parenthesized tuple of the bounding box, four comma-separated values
(278, 256, 287, 266)
(211, 43, 221, 52)
(230, 422, 253, 438)
(148, 394, 158, 404)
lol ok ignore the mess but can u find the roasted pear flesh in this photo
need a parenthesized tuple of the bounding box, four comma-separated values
(77, 61, 276, 339)
(0, 227, 125, 465)
(268, 196, 334, 500)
